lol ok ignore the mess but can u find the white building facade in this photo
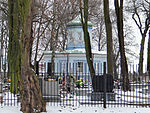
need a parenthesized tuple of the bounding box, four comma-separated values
(42, 16, 107, 80)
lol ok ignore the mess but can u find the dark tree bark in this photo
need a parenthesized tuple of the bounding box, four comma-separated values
(8, 0, 20, 94)
(21, 1, 46, 112)
(103, 0, 114, 76)
(50, 1, 56, 77)
(148, 30, 150, 77)
(8, 0, 46, 113)
(80, 0, 95, 79)
(138, 32, 147, 76)
(113, 51, 120, 79)
(114, 0, 130, 91)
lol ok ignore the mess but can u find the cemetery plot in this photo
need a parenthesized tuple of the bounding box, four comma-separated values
(1, 74, 150, 107)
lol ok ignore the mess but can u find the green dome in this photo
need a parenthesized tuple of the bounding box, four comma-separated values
(67, 16, 92, 27)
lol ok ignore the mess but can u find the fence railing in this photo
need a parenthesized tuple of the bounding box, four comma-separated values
(0, 71, 150, 107)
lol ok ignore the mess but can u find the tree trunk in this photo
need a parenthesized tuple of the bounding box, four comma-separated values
(20, 1, 46, 113)
(8, 0, 21, 94)
(34, 17, 42, 66)
(8, 0, 46, 112)
(50, 28, 55, 77)
(20, 68, 46, 113)
(113, 51, 120, 80)
(80, 0, 95, 79)
(148, 30, 150, 77)
(0, 16, 4, 72)
(103, 0, 114, 76)
(114, 0, 130, 91)
(62, 28, 67, 51)
(50, 0, 57, 77)
(138, 35, 146, 76)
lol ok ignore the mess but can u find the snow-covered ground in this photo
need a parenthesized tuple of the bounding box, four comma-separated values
(1, 87, 150, 113)
(0, 105, 150, 113)
(1, 91, 150, 113)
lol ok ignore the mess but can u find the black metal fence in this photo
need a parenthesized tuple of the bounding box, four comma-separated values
(38, 72, 150, 108)
(0, 66, 150, 108)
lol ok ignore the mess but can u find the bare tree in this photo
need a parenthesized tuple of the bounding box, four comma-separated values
(90, 0, 106, 51)
(32, 0, 79, 63)
(126, 0, 150, 76)
(80, 0, 95, 79)
(114, 0, 130, 91)
(104, 0, 114, 75)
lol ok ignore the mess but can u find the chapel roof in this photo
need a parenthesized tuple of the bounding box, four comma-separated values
(67, 15, 92, 27)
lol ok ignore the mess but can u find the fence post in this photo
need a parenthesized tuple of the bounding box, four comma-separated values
(103, 62, 106, 108)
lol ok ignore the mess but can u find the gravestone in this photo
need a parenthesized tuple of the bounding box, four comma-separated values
(39, 78, 61, 102)
(91, 74, 115, 101)
(92, 74, 114, 92)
